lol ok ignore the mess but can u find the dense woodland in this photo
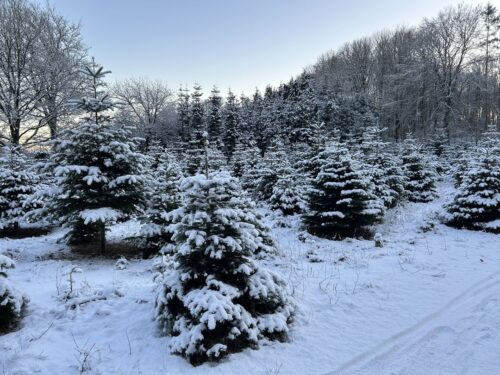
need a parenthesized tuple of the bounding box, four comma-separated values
(0, 0, 499, 367)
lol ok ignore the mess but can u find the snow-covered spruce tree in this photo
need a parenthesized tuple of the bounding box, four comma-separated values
(0, 146, 40, 235)
(255, 140, 291, 201)
(207, 145, 228, 172)
(49, 60, 145, 253)
(0, 254, 28, 328)
(140, 147, 183, 254)
(360, 126, 405, 208)
(401, 135, 436, 203)
(453, 145, 475, 188)
(223, 89, 241, 160)
(230, 141, 247, 178)
(303, 142, 384, 239)
(184, 84, 206, 175)
(207, 86, 223, 143)
(444, 125, 500, 233)
(239, 142, 262, 193)
(269, 173, 305, 215)
(155, 169, 293, 365)
(176, 86, 190, 142)
(190, 84, 205, 138)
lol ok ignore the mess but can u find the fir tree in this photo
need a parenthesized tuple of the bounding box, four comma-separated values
(190, 84, 204, 138)
(140, 146, 183, 254)
(361, 126, 405, 208)
(177, 86, 190, 142)
(0, 146, 40, 235)
(269, 173, 305, 215)
(304, 142, 384, 239)
(223, 90, 241, 160)
(184, 85, 205, 175)
(207, 145, 228, 172)
(49, 60, 146, 253)
(402, 135, 437, 203)
(0, 254, 28, 328)
(230, 141, 247, 178)
(444, 125, 500, 233)
(289, 76, 317, 144)
(207, 86, 223, 142)
(155, 166, 293, 364)
(240, 142, 262, 193)
(255, 140, 291, 201)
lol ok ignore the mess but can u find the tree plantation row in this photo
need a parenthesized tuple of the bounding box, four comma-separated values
(1, 59, 498, 365)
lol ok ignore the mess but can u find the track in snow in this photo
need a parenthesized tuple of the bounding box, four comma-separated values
(328, 269, 500, 374)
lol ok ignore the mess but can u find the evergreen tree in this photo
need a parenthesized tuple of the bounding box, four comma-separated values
(223, 90, 240, 160)
(402, 135, 437, 203)
(255, 140, 291, 201)
(269, 174, 305, 215)
(185, 85, 205, 175)
(140, 146, 183, 254)
(0, 254, 28, 328)
(155, 170, 294, 365)
(453, 147, 474, 188)
(431, 124, 448, 157)
(207, 145, 228, 172)
(190, 84, 205, 138)
(304, 142, 384, 239)
(177, 86, 190, 142)
(207, 86, 223, 142)
(445, 125, 500, 233)
(48, 61, 146, 253)
(240, 142, 262, 193)
(0, 146, 40, 234)
(361, 126, 406, 208)
(230, 141, 247, 178)
(289, 76, 317, 144)
(239, 94, 253, 141)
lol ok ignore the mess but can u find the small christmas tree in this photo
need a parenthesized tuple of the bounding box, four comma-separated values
(444, 125, 500, 233)
(140, 147, 183, 254)
(207, 86, 223, 142)
(304, 142, 384, 239)
(48, 60, 146, 253)
(240, 142, 262, 193)
(0, 254, 28, 328)
(155, 170, 294, 365)
(269, 174, 305, 215)
(360, 126, 405, 208)
(223, 90, 241, 160)
(255, 140, 292, 201)
(0, 146, 40, 235)
(402, 135, 436, 203)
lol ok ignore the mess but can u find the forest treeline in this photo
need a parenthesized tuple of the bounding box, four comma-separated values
(0, 0, 498, 150)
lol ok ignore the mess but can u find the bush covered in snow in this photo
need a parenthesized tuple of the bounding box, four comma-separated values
(155, 171, 294, 365)
(0, 254, 28, 328)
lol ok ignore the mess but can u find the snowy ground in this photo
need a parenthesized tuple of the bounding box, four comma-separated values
(1, 179, 499, 375)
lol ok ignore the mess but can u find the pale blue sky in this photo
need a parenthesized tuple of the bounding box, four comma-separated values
(42, 0, 483, 95)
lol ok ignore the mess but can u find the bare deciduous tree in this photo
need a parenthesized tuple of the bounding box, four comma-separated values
(113, 77, 173, 147)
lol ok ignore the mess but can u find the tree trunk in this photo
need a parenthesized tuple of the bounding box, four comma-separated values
(99, 222, 106, 255)
(10, 119, 21, 145)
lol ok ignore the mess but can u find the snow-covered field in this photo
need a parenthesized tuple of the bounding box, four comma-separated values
(1, 180, 499, 375)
